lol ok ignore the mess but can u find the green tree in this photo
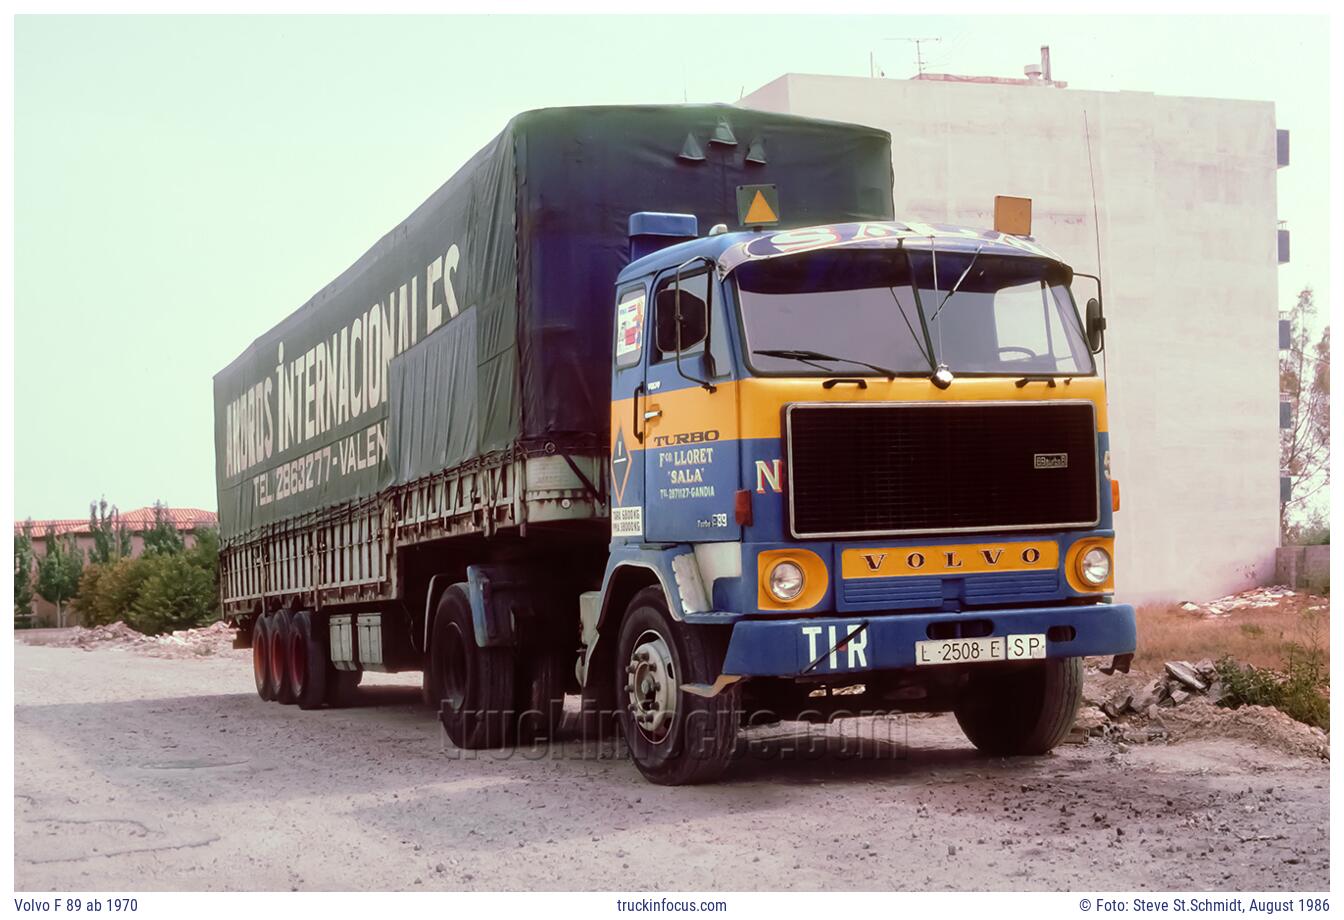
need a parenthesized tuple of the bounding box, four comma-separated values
(35, 528, 84, 627)
(14, 519, 36, 627)
(1280, 286, 1330, 538)
(88, 497, 132, 565)
(141, 501, 185, 556)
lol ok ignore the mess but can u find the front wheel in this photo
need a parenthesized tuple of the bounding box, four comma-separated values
(953, 656, 1083, 756)
(615, 588, 739, 786)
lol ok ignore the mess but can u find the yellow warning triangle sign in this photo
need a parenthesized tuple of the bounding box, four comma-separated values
(743, 190, 778, 224)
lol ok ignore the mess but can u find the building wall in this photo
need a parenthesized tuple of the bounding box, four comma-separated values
(23, 530, 207, 627)
(741, 74, 1282, 604)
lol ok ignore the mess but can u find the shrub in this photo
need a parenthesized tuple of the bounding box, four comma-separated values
(76, 557, 150, 627)
(128, 551, 218, 635)
(1214, 647, 1329, 731)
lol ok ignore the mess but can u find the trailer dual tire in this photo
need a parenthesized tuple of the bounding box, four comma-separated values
(953, 655, 1084, 756)
(253, 614, 276, 702)
(269, 610, 298, 705)
(431, 584, 516, 750)
(615, 587, 739, 786)
(289, 610, 329, 710)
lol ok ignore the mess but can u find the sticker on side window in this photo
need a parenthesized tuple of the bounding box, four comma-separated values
(616, 294, 646, 359)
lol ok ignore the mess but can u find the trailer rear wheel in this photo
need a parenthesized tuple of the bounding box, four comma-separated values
(431, 584, 516, 749)
(252, 615, 275, 701)
(271, 610, 297, 705)
(290, 610, 328, 710)
(954, 656, 1083, 756)
(615, 587, 739, 785)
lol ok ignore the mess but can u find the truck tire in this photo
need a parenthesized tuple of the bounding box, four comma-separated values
(954, 656, 1084, 756)
(431, 584, 516, 749)
(290, 610, 328, 710)
(252, 615, 275, 701)
(271, 610, 297, 705)
(516, 648, 569, 743)
(615, 587, 739, 786)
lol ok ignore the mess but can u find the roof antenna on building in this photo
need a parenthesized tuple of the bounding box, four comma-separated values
(888, 37, 941, 77)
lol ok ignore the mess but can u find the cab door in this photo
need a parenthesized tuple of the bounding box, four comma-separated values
(639, 265, 740, 544)
(610, 282, 649, 543)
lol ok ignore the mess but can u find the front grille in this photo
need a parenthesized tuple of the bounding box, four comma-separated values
(786, 401, 1099, 538)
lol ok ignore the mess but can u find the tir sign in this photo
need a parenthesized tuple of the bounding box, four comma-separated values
(736, 184, 780, 226)
(994, 195, 1032, 236)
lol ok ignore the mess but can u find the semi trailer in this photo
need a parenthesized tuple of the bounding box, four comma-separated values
(215, 103, 1137, 785)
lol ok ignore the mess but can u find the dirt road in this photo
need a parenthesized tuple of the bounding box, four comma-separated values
(13, 641, 1329, 891)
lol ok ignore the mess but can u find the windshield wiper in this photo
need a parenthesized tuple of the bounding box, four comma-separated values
(929, 243, 985, 323)
(753, 349, 897, 379)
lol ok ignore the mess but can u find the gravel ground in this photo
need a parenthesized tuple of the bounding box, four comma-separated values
(13, 640, 1329, 891)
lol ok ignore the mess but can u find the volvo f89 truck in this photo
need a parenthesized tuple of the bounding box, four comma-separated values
(216, 104, 1136, 785)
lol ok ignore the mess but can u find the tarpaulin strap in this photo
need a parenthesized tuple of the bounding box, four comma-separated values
(560, 451, 605, 507)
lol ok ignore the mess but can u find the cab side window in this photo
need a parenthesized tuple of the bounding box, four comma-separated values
(614, 284, 648, 370)
(653, 271, 710, 362)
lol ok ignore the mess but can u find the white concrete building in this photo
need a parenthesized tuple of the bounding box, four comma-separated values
(741, 69, 1285, 604)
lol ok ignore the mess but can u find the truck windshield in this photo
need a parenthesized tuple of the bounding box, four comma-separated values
(735, 248, 1093, 377)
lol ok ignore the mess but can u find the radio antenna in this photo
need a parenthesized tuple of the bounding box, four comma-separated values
(1083, 110, 1102, 278)
(1083, 109, 1108, 380)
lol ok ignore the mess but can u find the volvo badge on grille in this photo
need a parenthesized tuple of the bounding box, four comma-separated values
(1034, 453, 1069, 469)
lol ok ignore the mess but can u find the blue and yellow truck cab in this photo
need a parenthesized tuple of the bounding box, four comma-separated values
(579, 196, 1136, 784)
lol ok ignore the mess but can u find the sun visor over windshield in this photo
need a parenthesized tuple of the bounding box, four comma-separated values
(716, 220, 1063, 280)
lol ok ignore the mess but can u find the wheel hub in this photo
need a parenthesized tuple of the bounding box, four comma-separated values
(626, 630, 677, 741)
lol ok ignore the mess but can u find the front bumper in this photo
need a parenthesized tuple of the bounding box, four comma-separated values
(720, 602, 1136, 677)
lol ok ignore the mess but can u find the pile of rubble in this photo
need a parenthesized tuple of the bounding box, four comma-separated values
(1178, 585, 1298, 618)
(37, 620, 241, 659)
(1071, 659, 1329, 760)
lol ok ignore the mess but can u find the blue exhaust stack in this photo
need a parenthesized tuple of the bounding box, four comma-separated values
(628, 212, 698, 262)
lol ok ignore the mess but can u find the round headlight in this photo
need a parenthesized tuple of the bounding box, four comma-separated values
(768, 560, 805, 601)
(1080, 546, 1112, 586)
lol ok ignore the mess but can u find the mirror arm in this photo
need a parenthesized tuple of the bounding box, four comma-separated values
(671, 257, 717, 392)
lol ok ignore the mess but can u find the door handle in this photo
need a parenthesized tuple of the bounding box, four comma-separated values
(643, 409, 663, 421)
(633, 382, 646, 443)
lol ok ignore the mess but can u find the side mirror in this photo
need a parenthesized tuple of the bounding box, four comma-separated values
(1086, 297, 1106, 354)
(655, 288, 708, 354)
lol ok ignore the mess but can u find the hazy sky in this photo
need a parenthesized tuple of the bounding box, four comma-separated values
(12, 14, 1331, 519)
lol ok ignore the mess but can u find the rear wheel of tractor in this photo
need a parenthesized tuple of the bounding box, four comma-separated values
(252, 615, 275, 701)
(516, 648, 570, 743)
(271, 610, 297, 705)
(954, 656, 1084, 756)
(615, 587, 739, 786)
(431, 584, 516, 750)
(291, 610, 328, 710)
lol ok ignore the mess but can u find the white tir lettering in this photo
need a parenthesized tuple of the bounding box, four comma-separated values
(846, 625, 868, 669)
(802, 625, 823, 664)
